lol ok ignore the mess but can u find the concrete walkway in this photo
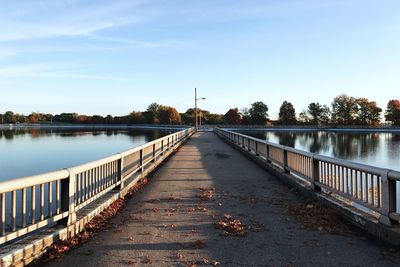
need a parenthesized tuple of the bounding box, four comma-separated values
(47, 132, 400, 267)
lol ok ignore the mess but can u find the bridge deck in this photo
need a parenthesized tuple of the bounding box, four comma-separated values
(46, 132, 400, 266)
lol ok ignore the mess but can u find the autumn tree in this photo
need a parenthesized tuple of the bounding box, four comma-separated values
(158, 106, 181, 124)
(331, 94, 358, 125)
(278, 101, 297, 125)
(28, 114, 37, 123)
(356, 98, 382, 125)
(385, 100, 400, 125)
(129, 111, 145, 124)
(224, 108, 242, 125)
(248, 101, 269, 125)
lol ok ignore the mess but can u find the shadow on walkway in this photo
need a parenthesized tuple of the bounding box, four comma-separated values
(46, 132, 400, 267)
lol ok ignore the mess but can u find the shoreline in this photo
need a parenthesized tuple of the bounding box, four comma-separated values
(0, 123, 189, 131)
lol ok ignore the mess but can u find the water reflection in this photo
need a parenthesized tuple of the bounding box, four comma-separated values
(0, 128, 174, 181)
(238, 130, 400, 171)
(0, 128, 167, 141)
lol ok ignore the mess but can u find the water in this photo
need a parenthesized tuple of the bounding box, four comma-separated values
(0, 127, 176, 181)
(236, 130, 400, 172)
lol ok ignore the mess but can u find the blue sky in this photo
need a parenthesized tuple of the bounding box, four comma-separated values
(0, 0, 399, 119)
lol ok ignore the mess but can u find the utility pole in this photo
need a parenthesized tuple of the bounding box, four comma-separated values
(195, 88, 198, 130)
(194, 88, 206, 131)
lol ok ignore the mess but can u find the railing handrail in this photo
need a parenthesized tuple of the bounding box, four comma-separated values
(0, 169, 70, 194)
(0, 127, 194, 247)
(214, 127, 400, 226)
(218, 128, 398, 180)
(0, 129, 190, 191)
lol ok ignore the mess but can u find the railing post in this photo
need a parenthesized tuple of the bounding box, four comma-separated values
(118, 154, 124, 192)
(379, 171, 396, 225)
(311, 156, 321, 192)
(283, 149, 290, 173)
(255, 141, 259, 156)
(266, 144, 271, 163)
(248, 138, 251, 152)
(61, 168, 76, 231)
(161, 140, 164, 156)
(140, 148, 144, 178)
(152, 143, 156, 163)
(242, 136, 245, 148)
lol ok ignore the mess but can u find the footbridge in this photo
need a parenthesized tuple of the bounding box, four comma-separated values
(1, 128, 400, 266)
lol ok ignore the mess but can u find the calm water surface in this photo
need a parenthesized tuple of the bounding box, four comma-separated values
(237, 130, 400, 172)
(0, 128, 175, 181)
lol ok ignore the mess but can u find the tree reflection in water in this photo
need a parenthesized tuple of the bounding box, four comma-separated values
(237, 130, 400, 170)
(0, 128, 171, 142)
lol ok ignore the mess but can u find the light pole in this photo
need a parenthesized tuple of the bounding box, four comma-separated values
(195, 88, 205, 130)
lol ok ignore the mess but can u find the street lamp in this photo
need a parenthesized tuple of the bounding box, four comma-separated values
(195, 88, 206, 130)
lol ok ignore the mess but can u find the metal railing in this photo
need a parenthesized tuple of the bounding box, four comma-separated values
(0, 128, 194, 245)
(215, 128, 400, 225)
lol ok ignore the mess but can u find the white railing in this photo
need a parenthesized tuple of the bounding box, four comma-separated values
(0, 128, 194, 245)
(215, 128, 400, 226)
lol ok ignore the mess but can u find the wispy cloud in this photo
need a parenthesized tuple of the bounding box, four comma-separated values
(0, 49, 17, 60)
(87, 34, 182, 49)
(0, 63, 130, 81)
(0, 0, 149, 42)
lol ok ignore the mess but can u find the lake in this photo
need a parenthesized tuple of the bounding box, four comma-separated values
(0, 127, 177, 181)
(235, 130, 400, 172)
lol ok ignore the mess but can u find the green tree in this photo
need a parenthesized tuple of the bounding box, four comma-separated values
(298, 110, 311, 124)
(308, 102, 330, 125)
(144, 103, 161, 124)
(206, 113, 224, 124)
(385, 100, 400, 125)
(4, 111, 16, 123)
(241, 108, 251, 125)
(224, 108, 242, 125)
(248, 101, 269, 125)
(331, 94, 358, 125)
(181, 108, 195, 125)
(278, 101, 297, 125)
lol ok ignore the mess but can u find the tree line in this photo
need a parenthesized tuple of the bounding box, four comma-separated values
(1, 95, 399, 126)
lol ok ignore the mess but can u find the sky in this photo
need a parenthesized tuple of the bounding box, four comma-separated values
(0, 0, 399, 119)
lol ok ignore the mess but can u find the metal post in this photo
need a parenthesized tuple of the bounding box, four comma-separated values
(62, 169, 76, 228)
(153, 143, 156, 162)
(379, 171, 396, 225)
(255, 142, 259, 156)
(311, 156, 321, 192)
(195, 88, 198, 130)
(140, 149, 144, 178)
(118, 155, 124, 191)
(283, 149, 290, 174)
